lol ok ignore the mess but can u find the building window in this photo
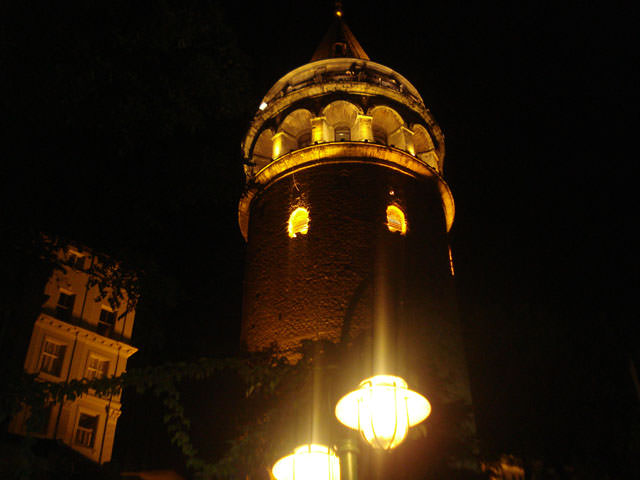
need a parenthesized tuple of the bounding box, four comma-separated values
(40, 340, 66, 376)
(334, 125, 351, 142)
(97, 308, 116, 337)
(288, 207, 309, 238)
(386, 205, 407, 234)
(69, 253, 85, 270)
(86, 355, 110, 380)
(55, 292, 75, 321)
(75, 413, 98, 448)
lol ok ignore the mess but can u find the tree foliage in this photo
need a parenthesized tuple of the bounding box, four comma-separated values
(2, 350, 291, 479)
(3, 336, 481, 479)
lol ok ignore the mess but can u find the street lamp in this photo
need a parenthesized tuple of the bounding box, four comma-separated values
(272, 375, 430, 479)
(272, 444, 341, 480)
(334, 375, 431, 450)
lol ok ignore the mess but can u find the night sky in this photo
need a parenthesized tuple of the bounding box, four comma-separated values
(2, 0, 638, 476)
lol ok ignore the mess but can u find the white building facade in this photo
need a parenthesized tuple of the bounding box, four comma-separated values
(9, 247, 137, 464)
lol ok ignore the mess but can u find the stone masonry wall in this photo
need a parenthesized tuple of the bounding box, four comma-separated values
(241, 161, 466, 385)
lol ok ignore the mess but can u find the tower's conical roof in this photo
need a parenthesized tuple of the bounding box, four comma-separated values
(310, 9, 369, 61)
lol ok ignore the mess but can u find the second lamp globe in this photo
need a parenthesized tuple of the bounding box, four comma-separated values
(335, 375, 431, 450)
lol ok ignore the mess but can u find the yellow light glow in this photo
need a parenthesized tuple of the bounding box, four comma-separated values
(335, 375, 430, 450)
(448, 245, 455, 276)
(288, 207, 309, 238)
(386, 205, 407, 234)
(272, 444, 340, 480)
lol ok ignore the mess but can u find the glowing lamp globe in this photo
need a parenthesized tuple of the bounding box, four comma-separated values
(272, 444, 340, 480)
(335, 375, 431, 450)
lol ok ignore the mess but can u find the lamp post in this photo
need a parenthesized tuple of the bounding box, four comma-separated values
(272, 375, 430, 480)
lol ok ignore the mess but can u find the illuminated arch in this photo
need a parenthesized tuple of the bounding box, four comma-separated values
(411, 124, 438, 171)
(322, 100, 361, 141)
(412, 124, 434, 155)
(288, 207, 310, 238)
(274, 109, 313, 157)
(369, 106, 405, 148)
(386, 204, 407, 234)
(252, 129, 274, 171)
(280, 109, 313, 138)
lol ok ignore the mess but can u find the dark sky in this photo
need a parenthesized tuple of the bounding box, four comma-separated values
(2, 0, 638, 475)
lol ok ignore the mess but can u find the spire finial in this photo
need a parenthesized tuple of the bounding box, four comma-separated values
(310, 0, 369, 61)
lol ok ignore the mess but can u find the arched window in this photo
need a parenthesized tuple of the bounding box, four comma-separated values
(288, 207, 310, 238)
(386, 205, 407, 234)
(276, 109, 313, 156)
(369, 105, 404, 148)
(252, 129, 274, 171)
(334, 125, 351, 141)
(373, 126, 387, 145)
(322, 101, 360, 142)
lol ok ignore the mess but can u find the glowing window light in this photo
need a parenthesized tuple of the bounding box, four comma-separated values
(448, 245, 455, 276)
(272, 444, 340, 480)
(334, 125, 351, 142)
(386, 205, 406, 234)
(335, 375, 431, 450)
(288, 207, 309, 238)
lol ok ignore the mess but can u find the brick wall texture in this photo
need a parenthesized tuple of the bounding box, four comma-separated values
(241, 161, 471, 402)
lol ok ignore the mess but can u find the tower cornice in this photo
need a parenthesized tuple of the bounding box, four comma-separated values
(238, 142, 454, 240)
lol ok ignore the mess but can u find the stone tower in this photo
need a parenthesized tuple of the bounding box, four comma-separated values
(239, 9, 475, 472)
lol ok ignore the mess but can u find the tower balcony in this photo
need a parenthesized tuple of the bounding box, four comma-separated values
(242, 58, 446, 182)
